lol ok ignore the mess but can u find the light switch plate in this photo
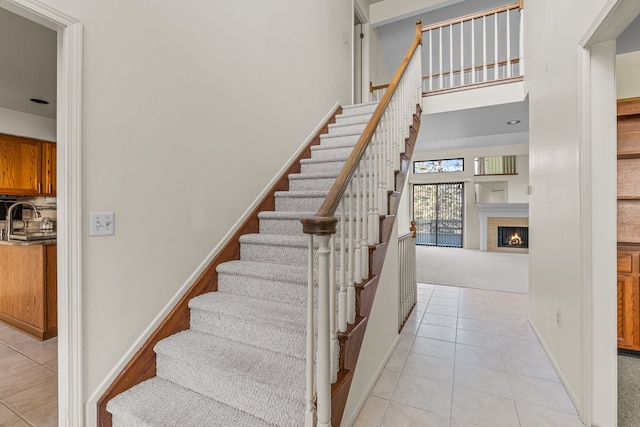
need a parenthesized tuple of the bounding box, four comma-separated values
(89, 211, 115, 236)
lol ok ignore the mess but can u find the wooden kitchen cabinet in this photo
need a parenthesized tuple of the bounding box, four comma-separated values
(0, 133, 56, 196)
(0, 243, 57, 340)
(617, 249, 640, 351)
(0, 133, 42, 196)
(617, 99, 640, 352)
(42, 141, 56, 196)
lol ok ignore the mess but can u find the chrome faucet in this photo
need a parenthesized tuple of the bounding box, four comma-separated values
(5, 202, 41, 240)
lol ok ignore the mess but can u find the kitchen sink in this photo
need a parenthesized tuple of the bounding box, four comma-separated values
(9, 231, 57, 241)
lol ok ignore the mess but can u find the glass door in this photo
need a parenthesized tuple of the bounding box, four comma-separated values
(413, 182, 464, 247)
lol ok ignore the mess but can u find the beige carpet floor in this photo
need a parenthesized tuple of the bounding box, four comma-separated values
(416, 245, 528, 293)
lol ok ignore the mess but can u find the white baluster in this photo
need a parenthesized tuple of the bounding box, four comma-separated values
(449, 24, 453, 88)
(460, 21, 464, 86)
(519, 8, 524, 76)
(494, 12, 498, 80)
(439, 27, 443, 89)
(361, 156, 370, 281)
(348, 180, 355, 324)
(354, 166, 362, 285)
(329, 234, 337, 383)
(429, 30, 433, 91)
(483, 16, 487, 82)
(305, 235, 315, 427)
(506, 9, 511, 78)
(338, 202, 347, 333)
(371, 134, 380, 245)
(377, 128, 384, 218)
(471, 18, 476, 84)
(316, 234, 331, 427)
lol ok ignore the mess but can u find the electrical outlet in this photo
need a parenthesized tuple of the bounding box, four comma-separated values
(89, 211, 115, 237)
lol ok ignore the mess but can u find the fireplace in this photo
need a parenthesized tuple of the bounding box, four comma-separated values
(497, 226, 529, 248)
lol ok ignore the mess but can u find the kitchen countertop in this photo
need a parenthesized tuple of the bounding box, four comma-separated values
(0, 239, 57, 246)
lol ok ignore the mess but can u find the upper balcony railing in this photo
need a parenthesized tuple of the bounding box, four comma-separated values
(372, 1, 523, 100)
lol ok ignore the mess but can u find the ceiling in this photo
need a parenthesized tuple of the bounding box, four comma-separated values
(0, 7, 56, 119)
(416, 100, 529, 153)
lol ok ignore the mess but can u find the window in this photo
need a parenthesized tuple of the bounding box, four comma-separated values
(413, 182, 464, 248)
(414, 158, 464, 174)
(474, 155, 517, 175)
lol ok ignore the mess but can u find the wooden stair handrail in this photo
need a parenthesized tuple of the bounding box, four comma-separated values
(302, 21, 423, 235)
(421, 2, 520, 33)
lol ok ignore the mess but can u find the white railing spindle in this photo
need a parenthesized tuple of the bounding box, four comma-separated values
(329, 234, 337, 383)
(338, 203, 347, 333)
(460, 21, 464, 86)
(347, 181, 355, 324)
(506, 8, 511, 78)
(429, 30, 433, 91)
(439, 27, 443, 89)
(471, 18, 476, 84)
(449, 24, 453, 88)
(494, 12, 499, 80)
(483, 16, 487, 82)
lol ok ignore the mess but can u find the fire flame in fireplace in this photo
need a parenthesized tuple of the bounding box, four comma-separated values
(509, 232, 523, 246)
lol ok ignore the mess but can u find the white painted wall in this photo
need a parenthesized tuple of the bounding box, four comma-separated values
(525, 1, 635, 424)
(0, 107, 55, 141)
(341, 221, 399, 426)
(370, 0, 462, 27)
(617, 50, 640, 99)
(369, 26, 391, 87)
(33, 0, 352, 422)
(409, 144, 529, 249)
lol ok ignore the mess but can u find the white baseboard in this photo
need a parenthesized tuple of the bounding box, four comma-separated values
(528, 317, 586, 425)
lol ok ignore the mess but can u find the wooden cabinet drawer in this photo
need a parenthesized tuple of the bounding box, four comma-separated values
(618, 252, 633, 273)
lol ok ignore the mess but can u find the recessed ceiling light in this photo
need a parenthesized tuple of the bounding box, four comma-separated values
(30, 98, 49, 105)
(507, 120, 520, 125)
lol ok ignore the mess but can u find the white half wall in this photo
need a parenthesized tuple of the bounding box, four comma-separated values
(341, 221, 400, 426)
(422, 81, 526, 115)
(0, 107, 56, 141)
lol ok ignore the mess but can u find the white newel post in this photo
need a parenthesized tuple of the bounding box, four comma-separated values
(305, 235, 315, 427)
(316, 233, 332, 427)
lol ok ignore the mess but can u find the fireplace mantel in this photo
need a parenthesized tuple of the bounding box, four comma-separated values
(477, 203, 529, 251)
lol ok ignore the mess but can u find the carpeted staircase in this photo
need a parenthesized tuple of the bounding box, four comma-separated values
(106, 102, 379, 426)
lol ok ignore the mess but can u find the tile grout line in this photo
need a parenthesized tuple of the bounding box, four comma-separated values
(0, 336, 58, 374)
(0, 399, 36, 427)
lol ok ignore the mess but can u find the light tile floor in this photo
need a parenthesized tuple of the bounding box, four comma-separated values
(0, 323, 57, 427)
(353, 283, 584, 427)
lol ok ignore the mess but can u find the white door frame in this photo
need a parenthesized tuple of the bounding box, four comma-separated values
(352, 0, 371, 104)
(579, 0, 640, 425)
(0, 1, 83, 426)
